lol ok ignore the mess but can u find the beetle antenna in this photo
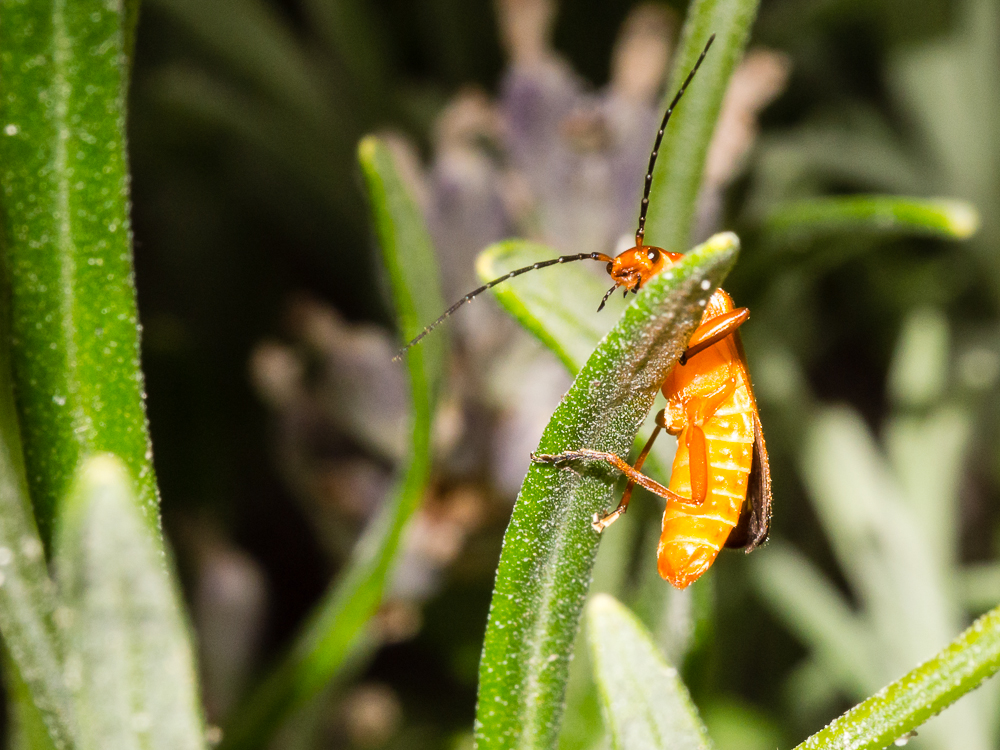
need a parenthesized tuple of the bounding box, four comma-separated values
(635, 33, 715, 248)
(395, 251, 614, 359)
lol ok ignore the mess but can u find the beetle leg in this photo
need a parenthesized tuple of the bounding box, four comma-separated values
(593, 421, 663, 531)
(534, 360, 743, 519)
(685, 423, 709, 504)
(532, 444, 691, 507)
(667, 369, 740, 508)
(680, 307, 749, 364)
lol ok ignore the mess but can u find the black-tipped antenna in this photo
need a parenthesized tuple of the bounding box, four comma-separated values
(395, 251, 613, 359)
(635, 33, 716, 247)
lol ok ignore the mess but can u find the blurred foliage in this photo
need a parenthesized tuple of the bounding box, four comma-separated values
(0, 0, 995, 747)
(587, 593, 713, 750)
(218, 136, 445, 750)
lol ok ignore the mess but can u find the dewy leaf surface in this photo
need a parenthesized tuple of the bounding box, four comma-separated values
(587, 594, 712, 750)
(0, 0, 159, 545)
(219, 136, 444, 750)
(55, 455, 205, 750)
(795, 605, 1000, 750)
(474, 232, 740, 750)
(0, 304, 74, 749)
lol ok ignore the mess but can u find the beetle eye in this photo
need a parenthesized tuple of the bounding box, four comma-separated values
(646, 249, 659, 262)
(606, 262, 614, 274)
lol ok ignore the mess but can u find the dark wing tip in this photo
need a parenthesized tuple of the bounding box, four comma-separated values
(725, 413, 772, 552)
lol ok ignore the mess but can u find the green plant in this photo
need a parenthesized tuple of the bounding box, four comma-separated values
(3, 0, 998, 749)
(588, 591, 1000, 750)
(0, 1, 205, 746)
(217, 137, 446, 750)
(460, 2, 992, 749)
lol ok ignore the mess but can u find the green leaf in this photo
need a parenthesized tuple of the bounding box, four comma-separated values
(886, 308, 950, 408)
(473, 232, 739, 750)
(0, 339, 74, 748)
(795, 605, 1000, 750)
(643, 0, 761, 254)
(476, 241, 631, 375)
(54, 455, 205, 750)
(475, 240, 676, 489)
(359, 137, 447, 385)
(762, 196, 980, 242)
(219, 136, 444, 750)
(587, 594, 712, 750)
(5, 645, 61, 750)
(0, 0, 159, 545)
(477, 241, 689, 750)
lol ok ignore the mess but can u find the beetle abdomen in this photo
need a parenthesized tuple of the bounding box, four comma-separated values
(657, 384, 755, 589)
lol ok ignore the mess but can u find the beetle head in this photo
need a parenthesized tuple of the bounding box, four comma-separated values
(607, 245, 682, 290)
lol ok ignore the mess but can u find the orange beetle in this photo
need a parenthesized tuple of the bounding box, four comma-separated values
(533, 283, 771, 588)
(398, 34, 771, 588)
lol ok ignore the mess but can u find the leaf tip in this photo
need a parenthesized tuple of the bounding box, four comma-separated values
(586, 593, 630, 631)
(705, 230, 741, 255)
(475, 242, 504, 283)
(76, 453, 131, 495)
(588, 592, 618, 615)
(937, 199, 980, 239)
(61, 453, 138, 535)
(357, 135, 380, 165)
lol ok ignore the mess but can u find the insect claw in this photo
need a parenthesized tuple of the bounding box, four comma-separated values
(593, 509, 623, 532)
(532, 452, 566, 466)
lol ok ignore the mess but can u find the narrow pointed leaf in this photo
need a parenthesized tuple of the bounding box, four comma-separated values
(0, 0, 158, 545)
(587, 594, 712, 750)
(220, 136, 444, 750)
(795, 605, 1000, 750)
(55, 455, 205, 750)
(762, 196, 980, 243)
(0, 352, 74, 748)
(6, 651, 61, 750)
(474, 232, 739, 750)
(476, 241, 678, 750)
(643, 0, 761, 254)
